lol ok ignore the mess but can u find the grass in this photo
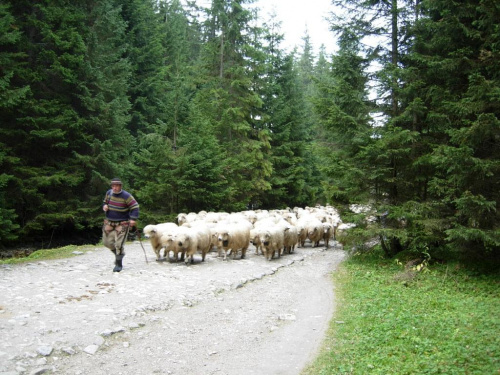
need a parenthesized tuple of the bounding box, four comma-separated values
(0, 244, 98, 265)
(303, 248, 500, 375)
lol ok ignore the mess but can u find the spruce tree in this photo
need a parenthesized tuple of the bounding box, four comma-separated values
(399, 0, 500, 260)
(0, 0, 133, 246)
(82, 0, 133, 204)
(312, 29, 372, 204)
(0, 3, 26, 244)
(119, 0, 169, 137)
(131, 0, 197, 220)
(193, 0, 270, 209)
(256, 12, 317, 208)
(326, 0, 500, 261)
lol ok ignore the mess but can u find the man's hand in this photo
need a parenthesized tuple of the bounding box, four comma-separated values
(103, 204, 109, 212)
(129, 220, 137, 227)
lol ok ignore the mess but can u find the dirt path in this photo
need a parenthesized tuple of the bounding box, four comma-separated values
(0, 240, 346, 375)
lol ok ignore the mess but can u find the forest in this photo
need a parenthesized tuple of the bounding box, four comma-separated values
(0, 0, 498, 265)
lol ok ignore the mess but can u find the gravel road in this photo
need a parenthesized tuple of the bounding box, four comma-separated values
(0, 240, 346, 375)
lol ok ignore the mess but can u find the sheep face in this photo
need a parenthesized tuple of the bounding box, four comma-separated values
(308, 227, 319, 237)
(176, 213, 187, 226)
(162, 235, 175, 248)
(218, 232, 230, 248)
(211, 232, 219, 244)
(177, 234, 191, 250)
(250, 234, 260, 245)
(259, 232, 271, 247)
(143, 225, 157, 239)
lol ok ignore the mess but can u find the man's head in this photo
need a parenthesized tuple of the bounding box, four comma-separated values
(110, 178, 123, 193)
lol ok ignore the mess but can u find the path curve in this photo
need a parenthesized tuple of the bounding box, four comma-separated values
(0, 241, 346, 375)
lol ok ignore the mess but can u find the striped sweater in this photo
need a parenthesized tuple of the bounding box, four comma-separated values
(103, 190, 139, 222)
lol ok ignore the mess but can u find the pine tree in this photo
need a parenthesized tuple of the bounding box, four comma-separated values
(0, 3, 26, 244)
(257, 12, 318, 208)
(173, 110, 230, 213)
(399, 0, 500, 259)
(81, 0, 134, 205)
(0, 0, 133, 246)
(312, 29, 372, 204)
(118, 0, 168, 137)
(326, 0, 500, 261)
(131, 0, 198, 220)
(295, 31, 325, 205)
(193, 0, 271, 209)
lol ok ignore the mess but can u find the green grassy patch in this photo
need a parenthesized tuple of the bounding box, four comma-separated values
(0, 244, 98, 265)
(303, 249, 500, 375)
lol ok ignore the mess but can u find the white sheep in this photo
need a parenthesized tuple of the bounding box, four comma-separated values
(296, 223, 308, 248)
(306, 217, 324, 247)
(181, 221, 212, 263)
(196, 221, 219, 252)
(171, 226, 195, 264)
(176, 213, 187, 226)
(281, 211, 298, 226)
(249, 226, 265, 255)
(283, 224, 299, 254)
(242, 210, 258, 224)
(228, 212, 249, 223)
(259, 226, 285, 261)
(254, 215, 281, 229)
(270, 219, 298, 255)
(322, 222, 334, 248)
(143, 223, 179, 261)
(217, 222, 251, 260)
(211, 220, 231, 257)
(296, 214, 314, 247)
(251, 217, 281, 255)
(255, 210, 270, 222)
(156, 226, 184, 262)
(176, 212, 198, 226)
(204, 211, 223, 223)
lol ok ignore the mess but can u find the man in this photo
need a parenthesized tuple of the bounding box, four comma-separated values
(102, 178, 139, 272)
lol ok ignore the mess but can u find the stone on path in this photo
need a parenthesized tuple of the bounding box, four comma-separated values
(83, 345, 99, 355)
(36, 346, 53, 356)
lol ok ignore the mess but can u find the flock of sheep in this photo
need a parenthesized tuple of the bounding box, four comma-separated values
(143, 205, 352, 265)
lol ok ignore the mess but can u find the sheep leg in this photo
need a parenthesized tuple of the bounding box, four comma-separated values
(184, 255, 190, 265)
(266, 248, 273, 260)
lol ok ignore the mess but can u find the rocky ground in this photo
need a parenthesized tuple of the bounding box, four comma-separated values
(0, 240, 347, 375)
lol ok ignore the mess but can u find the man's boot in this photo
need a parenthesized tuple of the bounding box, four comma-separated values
(113, 253, 124, 272)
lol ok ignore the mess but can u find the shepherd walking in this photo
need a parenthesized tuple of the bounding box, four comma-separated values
(102, 178, 139, 272)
